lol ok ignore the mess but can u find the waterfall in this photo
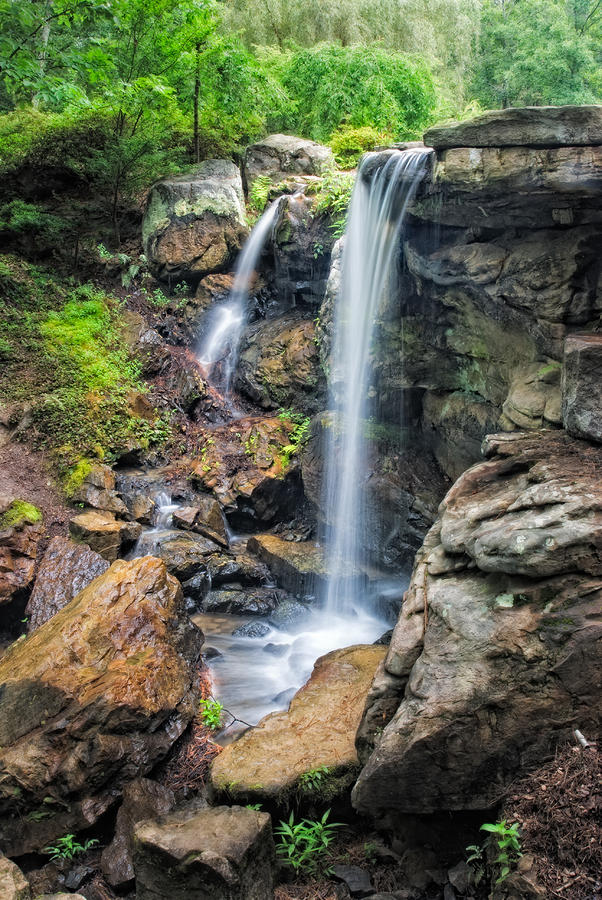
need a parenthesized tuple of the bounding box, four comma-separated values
(324, 148, 432, 614)
(198, 198, 282, 398)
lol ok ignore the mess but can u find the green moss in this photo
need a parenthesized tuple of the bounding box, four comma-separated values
(0, 500, 42, 529)
(62, 458, 94, 499)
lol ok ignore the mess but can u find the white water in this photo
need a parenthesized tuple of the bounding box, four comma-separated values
(131, 490, 181, 557)
(324, 149, 432, 614)
(198, 198, 282, 397)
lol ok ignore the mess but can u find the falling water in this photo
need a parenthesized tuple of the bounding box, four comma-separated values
(324, 148, 432, 613)
(198, 198, 282, 397)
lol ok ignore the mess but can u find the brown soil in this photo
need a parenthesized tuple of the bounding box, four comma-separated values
(0, 442, 71, 548)
(503, 742, 602, 899)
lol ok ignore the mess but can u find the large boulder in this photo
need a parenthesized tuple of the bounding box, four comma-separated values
(0, 857, 30, 899)
(352, 431, 602, 820)
(243, 134, 333, 193)
(210, 645, 386, 805)
(133, 805, 275, 900)
(172, 495, 229, 548)
(153, 532, 220, 582)
(25, 535, 110, 630)
(424, 104, 602, 149)
(270, 193, 335, 307)
(237, 313, 326, 414)
(143, 160, 248, 284)
(0, 556, 202, 855)
(562, 333, 602, 443)
(0, 498, 43, 619)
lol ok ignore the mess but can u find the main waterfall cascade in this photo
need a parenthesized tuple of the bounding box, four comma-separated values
(189, 151, 431, 734)
(198, 197, 283, 399)
(324, 148, 432, 613)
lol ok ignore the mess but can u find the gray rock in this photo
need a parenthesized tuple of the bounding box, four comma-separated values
(424, 105, 602, 149)
(133, 805, 275, 900)
(181, 570, 212, 605)
(155, 532, 219, 581)
(0, 856, 30, 900)
(244, 133, 333, 192)
(447, 860, 469, 893)
(26, 536, 109, 630)
(143, 160, 248, 284)
(200, 587, 290, 616)
(101, 778, 175, 887)
(562, 333, 602, 443)
(331, 863, 374, 897)
(268, 598, 310, 629)
(173, 495, 229, 547)
(232, 621, 271, 638)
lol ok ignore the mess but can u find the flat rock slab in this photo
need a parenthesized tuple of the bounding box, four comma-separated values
(247, 533, 365, 597)
(210, 644, 386, 804)
(424, 105, 602, 149)
(562, 333, 602, 443)
(133, 805, 275, 900)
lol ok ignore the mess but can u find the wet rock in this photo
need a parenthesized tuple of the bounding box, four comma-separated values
(69, 510, 141, 562)
(155, 532, 219, 581)
(73, 464, 128, 517)
(114, 473, 157, 525)
(143, 160, 248, 284)
(263, 642, 288, 656)
(247, 533, 364, 597)
(243, 133, 333, 193)
(0, 499, 43, 617)
(63, 865, 92, 890)
(162, 355, 208, 415)
(424, 104, 602, 149)
(562, 333, 602, 443)
(353, 431, 602, 819)
(331, 864, 374, 897)
(267, 598, 310, 630)
(200, 587, 290, 616)
(271, 193, 335, 307)
(133, 805, 275, 900)
(121, 310, 169, 375)
(101, 778, 175, 888)
(173, 495, 229, 547)
(204, 645, 222, 659)
(237, 312, 326, 413)
(206, 551, 270, 587)
(0, 556, 202, 855)
(0, 856, 30, 899)
(210, 644, 386, 804)
(232, 621, 271, 638)
(181, 570, 212, 605)
(26, 536, 110, 630)
(161, 273, 235, 346)
(189, 416, 303, 527)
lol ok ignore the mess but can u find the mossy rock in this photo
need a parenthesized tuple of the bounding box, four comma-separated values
(0, 500, 42, 530)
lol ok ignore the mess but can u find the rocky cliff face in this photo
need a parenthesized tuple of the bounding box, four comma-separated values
(357, 107, 602, 481)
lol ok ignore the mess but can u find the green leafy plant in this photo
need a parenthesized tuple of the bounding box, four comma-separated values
(199, 697, 224, 730)
(298, 765, 331, 794)
(314, 168, 355, 238)
(274, 809, 342, 875)
(249, 174, 273, 213)
(246, 802, 263, 810)
(467, 820, 522, 893)
(43, 833, 99, 862)
(329, 124, 389, 168)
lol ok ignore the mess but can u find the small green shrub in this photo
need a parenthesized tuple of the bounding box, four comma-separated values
(329, 125, 389, 169)
(43, 833, 99, 862)
(199, 697, 224, 730)
(274, 809, 342, 875)
(298, 765, 331, 794)
(276, 411, 311, 469)
(249, 175, 273, 213)
(467, 820, 522, 893)
(313, 168, 355, 238)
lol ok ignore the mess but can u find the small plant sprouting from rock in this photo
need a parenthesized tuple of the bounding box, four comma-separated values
(274, 809, 343, 875)
(43, 833, 99, 862)
(199, 697, 224, 730)
(298, 765, 331, 794)
(467, 820, 522, 894)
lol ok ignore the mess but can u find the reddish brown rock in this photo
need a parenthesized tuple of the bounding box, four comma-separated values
(25, 536, 110, 630)
(0, 499, 44, 615)
(0, 556, 202, 855)
(69, 510, 141, 561)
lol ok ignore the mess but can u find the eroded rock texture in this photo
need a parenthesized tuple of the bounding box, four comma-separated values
(0, 556, 202, 855)
(353, 431, 602, 820)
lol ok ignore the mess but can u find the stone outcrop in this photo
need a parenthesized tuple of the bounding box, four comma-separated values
(210, 645, 386, 804)
(352, 431, 602, 820)
(69, 509, 141, 561)
(26, 535, 109, 630)
(0, 498, 43, 619)
(143, 160, 248, 284)
(101, 778, 176, 888)
(424, 104, 602, 149)
(237, 312, 326, 413)
(243, 134, 333, 193)
(247, 533, 363, 597)
(562, 333, 602, 443)
(133, 805, 275, 900)
(172, 495, 229, 547)
(0, 556, 202, 855)
(189, 417, 303, 527)
(72, 463, 128, 517)
(270, 193, 335, 307)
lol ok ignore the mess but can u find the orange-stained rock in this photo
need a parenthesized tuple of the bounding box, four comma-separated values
(210, 644, 386, 804)
(69, 509, 141, 561)
(0, 555, 203, 855)
(0, 499, 44, 614)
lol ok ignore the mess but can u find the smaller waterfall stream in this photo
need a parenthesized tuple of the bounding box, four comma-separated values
(198, 198, 282, 398)
(324, 148, 432, 613)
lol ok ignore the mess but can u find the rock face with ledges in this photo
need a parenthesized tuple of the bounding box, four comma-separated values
(210, 644, 386, 805)
(562, 333, 602, 443)
(133, 805, 275, 900)
(352, 431, 602, 820)
(0, 556, 202, 855)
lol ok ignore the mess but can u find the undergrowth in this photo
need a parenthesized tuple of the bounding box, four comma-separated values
(0, 254, 171, 489)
